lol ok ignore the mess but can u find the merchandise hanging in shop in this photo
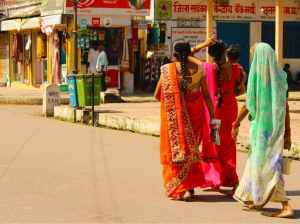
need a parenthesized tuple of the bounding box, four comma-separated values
(144, 53, 170, 92)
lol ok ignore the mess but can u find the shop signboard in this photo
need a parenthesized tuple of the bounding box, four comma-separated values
(41, 0, 65, 16)
(80, 18, 88, 30)
(65, 0, 151, 16)
(155, 0, 207, 20)
(259, 0, 300, 21)
(78, 15, 131, 27)
(155, 0, 300, 21)
(1, 0, 42, 18)
(214, 0, 257, 21)
(92, 17, 101, 27)
(171, 27, 206, 59)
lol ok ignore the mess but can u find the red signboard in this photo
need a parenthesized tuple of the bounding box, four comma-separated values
(91, 17, 100, 27)
(66, 0, 150, 10)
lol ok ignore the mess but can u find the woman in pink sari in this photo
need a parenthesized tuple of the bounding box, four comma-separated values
(201, 41, 244, 193)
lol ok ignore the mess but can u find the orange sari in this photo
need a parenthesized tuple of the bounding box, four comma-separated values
(157, 63, 207, 199)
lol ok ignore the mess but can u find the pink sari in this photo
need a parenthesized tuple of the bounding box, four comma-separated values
(202, 63, 240, 188)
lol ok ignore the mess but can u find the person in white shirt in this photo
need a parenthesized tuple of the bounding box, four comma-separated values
(96, 44, 109, 72)
(88, 43, 100, 74)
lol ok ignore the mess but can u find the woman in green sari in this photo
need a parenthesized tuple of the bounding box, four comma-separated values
(232, 43, 294, 218)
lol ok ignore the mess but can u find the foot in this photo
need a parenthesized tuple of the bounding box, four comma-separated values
(227, 184, 239, 197)
(188, 189, 195, 196)
(242, 202, 263, 211)
(261, 209, 294, 218)
(183, 190, 194, 202)
(168, 189, 195, 201)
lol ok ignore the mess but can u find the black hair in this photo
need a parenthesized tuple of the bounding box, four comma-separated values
(208, 40, 226, 62)
(173, 42, 192, 93)
(208, 40, 227, 106)
(226, 44, 240, 61)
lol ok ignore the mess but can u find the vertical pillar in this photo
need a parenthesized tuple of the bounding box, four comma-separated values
(275, 0, 283, 65)
(206, 0, 214, 62)
(67, 17, 74, 75)
(47, 34, 53, 83)
(72, 0, 78, 74)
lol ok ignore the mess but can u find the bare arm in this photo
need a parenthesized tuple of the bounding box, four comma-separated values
(200, 77, 215, 119)
(235, 67, 247, 96)
(191, 35, 216, 55)
(232, 104, 249, 141)
(284, 102, 291, 150)
(233, 104, 249, 127)
(188, 56, 203, 65)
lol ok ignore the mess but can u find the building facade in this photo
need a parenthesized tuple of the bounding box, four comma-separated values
(155, 0, 300, 75)
(0, 0, 151, 92)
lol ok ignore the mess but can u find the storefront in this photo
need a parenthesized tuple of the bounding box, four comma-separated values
(155, 0, 300, 75)
(0, 32, 9, 86)
(0, 0, 151, 89)
(62, 0, 151, 92)
(76, 15, 130, 89)
(0, 14, 64, 87)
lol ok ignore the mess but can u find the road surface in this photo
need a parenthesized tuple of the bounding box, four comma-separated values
(0, 105, 299, 223)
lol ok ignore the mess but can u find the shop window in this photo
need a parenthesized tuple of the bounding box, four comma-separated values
(105, 28, 124, 65)
(283, 22, 300, 58)
(261, 22, 275, 49)
(78, 27, 124, 66)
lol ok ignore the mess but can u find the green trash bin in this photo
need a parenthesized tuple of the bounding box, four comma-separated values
(76, 74, 102, 107)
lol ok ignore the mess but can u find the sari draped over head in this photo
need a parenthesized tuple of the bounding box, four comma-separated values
(234, 43, 288, 206)
(159, 63, 207, 199)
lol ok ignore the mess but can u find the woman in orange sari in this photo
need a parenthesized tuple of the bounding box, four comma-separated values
(154, 42, 220, 200)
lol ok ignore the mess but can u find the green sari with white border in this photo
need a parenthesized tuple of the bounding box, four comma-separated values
(234, 43, 288, 206)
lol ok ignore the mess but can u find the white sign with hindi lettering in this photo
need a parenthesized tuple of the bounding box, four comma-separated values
(43, 84, 60, 117)
(171, 27, 207, 59)
(156, 0, 300, 21)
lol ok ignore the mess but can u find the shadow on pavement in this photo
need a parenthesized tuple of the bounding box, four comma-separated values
(96, 110, 122, 114)
(189, 194, 235, 203)
(287, 190, 300, 197)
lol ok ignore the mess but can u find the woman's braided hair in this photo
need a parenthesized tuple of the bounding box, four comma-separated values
(173, 42, 192, 93)
(208, 40, 227, 106)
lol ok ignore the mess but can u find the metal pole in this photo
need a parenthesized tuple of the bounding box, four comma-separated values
(92, 73, 95, 127)
(72, 0, 78, 74)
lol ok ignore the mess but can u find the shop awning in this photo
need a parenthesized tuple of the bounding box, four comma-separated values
(1, 15, 62, 31)
(4, 0, 42, 18)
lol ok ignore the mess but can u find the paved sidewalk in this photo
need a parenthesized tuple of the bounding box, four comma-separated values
(0, 87, 69, 105)
(3, 86, 300, 105)
(54, 102, 300, 160)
